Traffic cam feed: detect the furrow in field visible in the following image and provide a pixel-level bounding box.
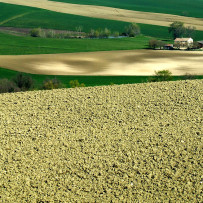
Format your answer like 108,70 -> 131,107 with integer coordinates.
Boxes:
0,0 -> 203,31
0,50 -> 202,75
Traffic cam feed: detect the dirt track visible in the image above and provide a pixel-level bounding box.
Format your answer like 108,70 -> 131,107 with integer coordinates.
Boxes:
0,50 -> 202,75
0,0 -> 203,31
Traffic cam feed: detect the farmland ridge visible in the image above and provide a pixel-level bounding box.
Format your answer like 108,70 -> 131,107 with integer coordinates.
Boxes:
0,80 -> 202,201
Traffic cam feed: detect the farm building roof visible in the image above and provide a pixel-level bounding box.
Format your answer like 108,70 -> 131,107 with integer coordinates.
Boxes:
197,41 -> 203,44
164,44 -> 173,46
174,38 -> 192,42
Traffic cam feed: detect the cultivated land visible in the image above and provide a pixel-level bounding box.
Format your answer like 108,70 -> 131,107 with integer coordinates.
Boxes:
0,80 -> 202,202
1,3 -> 203,40
50,0 -> 203,18
1,0 -> 203,31
0,33 -> 151,55
0,50 -> 202,76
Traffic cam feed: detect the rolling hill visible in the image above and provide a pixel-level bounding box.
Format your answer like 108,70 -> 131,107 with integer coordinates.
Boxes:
0,79 -> 202,202
0,1 -> 203,40
50,0 -> 203,18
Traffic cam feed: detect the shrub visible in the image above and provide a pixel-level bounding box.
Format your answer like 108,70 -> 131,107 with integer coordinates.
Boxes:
182,73 -> 197,80
125,23 -> 140,37
100,28 -> 111,38
148,70 -> 173,82
0,79 -> 20,93
30,28 -> 42,37
69,80 -> 85,88
42,78 -> 64,90
113,31 -> 119,38
12,73 -> 34,91
149,39 -> 165,49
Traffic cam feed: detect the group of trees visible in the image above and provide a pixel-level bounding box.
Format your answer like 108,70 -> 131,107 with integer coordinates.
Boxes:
0,73 -> 86,94
0,73 -> 34,93
147,70 -> 197,82
30,23 -> 141,39
168,21 -> 196,39
149,21 -> 199,50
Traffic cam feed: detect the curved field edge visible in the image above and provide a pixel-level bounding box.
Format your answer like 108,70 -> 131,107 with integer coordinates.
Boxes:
49,0 -> 203,18
1,3 -> 203,40
0,0 -> 203,31
0,50 -> 202,76
0,79 -> 202,202
0,32 -> 151,55
1,67 -> 203,89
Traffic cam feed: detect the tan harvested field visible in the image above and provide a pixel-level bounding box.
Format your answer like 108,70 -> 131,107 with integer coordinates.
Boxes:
0,80 -> 202,202
0,50 -> 203,75
0,0 -> 203,31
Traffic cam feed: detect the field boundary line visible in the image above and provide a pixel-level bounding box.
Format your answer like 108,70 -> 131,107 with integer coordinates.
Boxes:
0,12 -> 34,25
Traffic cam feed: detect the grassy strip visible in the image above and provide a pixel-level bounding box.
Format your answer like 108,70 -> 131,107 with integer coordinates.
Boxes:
1,3 -> 203,40
1,67 -> 203,89
0,32 -> 151,55
50,0 -> 203,18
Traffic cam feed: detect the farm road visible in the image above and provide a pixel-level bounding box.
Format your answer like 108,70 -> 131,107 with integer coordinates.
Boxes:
0,0 -> 203,31
0,50 -> 202,75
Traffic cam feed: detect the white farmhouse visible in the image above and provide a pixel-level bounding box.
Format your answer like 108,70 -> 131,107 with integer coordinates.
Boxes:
174,38 -> 193,49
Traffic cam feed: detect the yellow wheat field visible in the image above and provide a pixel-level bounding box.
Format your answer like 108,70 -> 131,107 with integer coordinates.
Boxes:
0,80 -> 202,202
0,0 -> 203,31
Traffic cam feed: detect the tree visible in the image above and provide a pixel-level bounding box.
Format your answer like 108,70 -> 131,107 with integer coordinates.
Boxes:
185,26 -> 196,38
0,79 -> 20,93
113,31 -> 119,38
12,73 -> 34,91
69,80 -> 85,88
42,78 -> 63,90
148,70 -> 173,82
30,28 -> 42,37
101,28 -> 111,38
125,23 -> 140,37
168,21 -> 185,39
155,70 -> 173,81
76,26 -> 83,37
149,39 -> 165,49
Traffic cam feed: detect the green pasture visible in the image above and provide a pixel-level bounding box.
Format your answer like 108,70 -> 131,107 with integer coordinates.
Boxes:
50,0 -> 203,18
1,3 -> 203,40
0,32 -> 152,55
1,67 -> 202,89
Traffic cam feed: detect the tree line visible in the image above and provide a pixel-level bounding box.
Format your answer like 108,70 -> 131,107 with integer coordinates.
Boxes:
30,23 -> 141,39
0,71 -> 197,94
0,73 -> 87,94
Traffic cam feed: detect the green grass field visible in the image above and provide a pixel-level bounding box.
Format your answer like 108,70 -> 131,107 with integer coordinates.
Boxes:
1,67 -> 202,89
0,32 -> 152,55
1,3 -> 203,40
50,0 -> 203,18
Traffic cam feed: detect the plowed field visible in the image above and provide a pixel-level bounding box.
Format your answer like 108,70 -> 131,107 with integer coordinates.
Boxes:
0,80 -> 202,202
0,50 -> 202,75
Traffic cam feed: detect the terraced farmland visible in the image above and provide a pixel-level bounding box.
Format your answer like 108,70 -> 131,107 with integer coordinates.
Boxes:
0,80 -> 202,202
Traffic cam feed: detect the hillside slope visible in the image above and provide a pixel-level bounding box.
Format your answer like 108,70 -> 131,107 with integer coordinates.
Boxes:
0,80 -> 202,202
0,0 -> 203,31
50,0 -> 203,18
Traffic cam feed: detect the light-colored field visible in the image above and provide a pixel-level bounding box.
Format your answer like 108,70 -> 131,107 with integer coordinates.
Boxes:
0,80 -> 202,202
0,50 -> 202,75
0,0 -> 203,31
